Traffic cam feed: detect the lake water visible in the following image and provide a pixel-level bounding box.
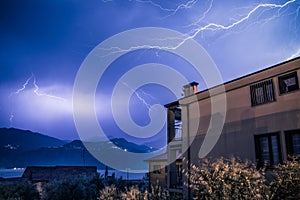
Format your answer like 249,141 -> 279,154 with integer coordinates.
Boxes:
0,168 -> 25,178
0,168 -> 146,180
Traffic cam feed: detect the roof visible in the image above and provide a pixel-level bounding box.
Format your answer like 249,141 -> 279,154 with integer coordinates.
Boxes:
164,101 -> 179,108
145,153 -> 167,162
22,166 -> 98,182
145,151 -> 184,162
165,56 -> 300,107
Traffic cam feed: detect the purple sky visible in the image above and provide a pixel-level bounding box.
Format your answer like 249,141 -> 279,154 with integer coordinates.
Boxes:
0,0 -> 299,148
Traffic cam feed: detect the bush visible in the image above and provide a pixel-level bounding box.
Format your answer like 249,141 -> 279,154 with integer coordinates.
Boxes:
1,159 -> 298,200
185,157 -> 271,199
98,183 -> 178,200
44,175 -> 103,200
98,185 -> 119,200
269,159 -> 300,199
0,181 -> 40,200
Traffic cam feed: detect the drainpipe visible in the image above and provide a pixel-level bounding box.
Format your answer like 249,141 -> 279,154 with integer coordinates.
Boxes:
187,104 -> 191,200
182,81 -> 198,199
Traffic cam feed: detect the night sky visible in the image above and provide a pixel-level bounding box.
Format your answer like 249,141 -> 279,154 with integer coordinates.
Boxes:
0,0 -> 300,148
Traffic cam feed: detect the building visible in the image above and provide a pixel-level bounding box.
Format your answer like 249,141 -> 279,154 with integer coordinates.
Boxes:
145,153 -> 168,188
164,57 -> 300,198
22,166 -> 98,183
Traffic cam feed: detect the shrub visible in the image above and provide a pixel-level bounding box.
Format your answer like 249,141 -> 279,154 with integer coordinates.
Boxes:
144,184 -> 170,200
98,185 -> 119,200
121,185 -> 143,199
185,157 -> 271,199
99,183 -> 177,200
44,175 -> 103,200
269,159 -> 300,199
0,181 -> 40,200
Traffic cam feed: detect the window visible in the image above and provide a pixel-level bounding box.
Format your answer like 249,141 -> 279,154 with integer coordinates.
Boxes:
176,160 -> 183,178
168,106 -> 182,142
153,165 -> 161,174
278,71 -> 299,94
169,160 -> 183,188
255,133 -> 282,167
174,107 -> 182,140
169,150 -> 183,188
250,79 -> 275,106
285,130 -> 300,159
174,119 -> 182,140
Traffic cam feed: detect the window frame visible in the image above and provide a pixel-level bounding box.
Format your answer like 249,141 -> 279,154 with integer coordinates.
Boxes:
254,132 -> 282,168
285,129 -> 300,160
278,71 -> 299,95
250,79 -> 276,106
168,106 -> 182,142
153,164 -> 162,174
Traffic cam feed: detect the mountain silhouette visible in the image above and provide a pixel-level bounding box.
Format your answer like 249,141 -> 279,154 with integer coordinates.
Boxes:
0,128 -> 66,151
0,128 -> 154,169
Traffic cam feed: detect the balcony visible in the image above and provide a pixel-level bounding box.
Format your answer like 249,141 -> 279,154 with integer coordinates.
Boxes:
174,127 -> 182,140
168,106 -> 182,142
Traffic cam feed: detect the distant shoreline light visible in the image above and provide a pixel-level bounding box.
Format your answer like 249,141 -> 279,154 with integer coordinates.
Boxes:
0,168 -> 146,180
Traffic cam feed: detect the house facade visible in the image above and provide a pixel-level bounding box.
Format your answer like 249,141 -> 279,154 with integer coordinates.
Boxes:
164,57 -> 300,198
145,153 -> 168,188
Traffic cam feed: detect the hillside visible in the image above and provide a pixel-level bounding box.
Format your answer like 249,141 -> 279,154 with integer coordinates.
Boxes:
0,128 -> 66,151
0,128 -> 154,169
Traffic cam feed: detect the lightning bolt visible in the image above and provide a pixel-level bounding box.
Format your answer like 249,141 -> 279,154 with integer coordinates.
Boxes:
9,74 -> 66,101
122,82 -> 153,110
9,74 -> 34,98
8,74 -> 34,126
102,0 -> 198,16
8,73 -> 67,125
9,113 -> 14,127
287,48 -> 300,60
140,90 -> 157,101
186,0 -> 297,38
98,0 -> 300,60
133,0 -> 198,18
32,77 -> 66,102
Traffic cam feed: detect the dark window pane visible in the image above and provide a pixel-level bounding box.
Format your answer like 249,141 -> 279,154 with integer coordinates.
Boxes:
259,137 -> 270,166
168,106 -> 182,142
153,165 -> 161,174
255,133 -> 282,167
271,136 -> 280,165
174,119 -> 182,140
292,134 -> 300,155
278,72 -> 299,94
250,79 -> 275,106
285,130 -> 300,159
266,82 -> 274,101
257,87 -> 264,104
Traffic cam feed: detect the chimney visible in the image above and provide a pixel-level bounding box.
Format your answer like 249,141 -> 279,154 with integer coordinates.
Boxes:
183,81 -> 199,97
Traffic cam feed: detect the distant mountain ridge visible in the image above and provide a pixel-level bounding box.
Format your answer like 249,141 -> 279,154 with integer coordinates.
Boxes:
0,128 -> 66,151
0,128 -> 153,169
110,138 -> 154,153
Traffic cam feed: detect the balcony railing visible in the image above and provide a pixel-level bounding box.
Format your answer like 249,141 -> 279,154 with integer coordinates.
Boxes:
174,128 -> 182,140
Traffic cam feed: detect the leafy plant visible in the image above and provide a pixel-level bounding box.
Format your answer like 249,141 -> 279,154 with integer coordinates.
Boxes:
44,175 -> 103,200
98,185 -> 119,200
185,157 -> 271,199
269,158 -> 300,199
0,181 -> 40,200
98,183 -> 179,200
